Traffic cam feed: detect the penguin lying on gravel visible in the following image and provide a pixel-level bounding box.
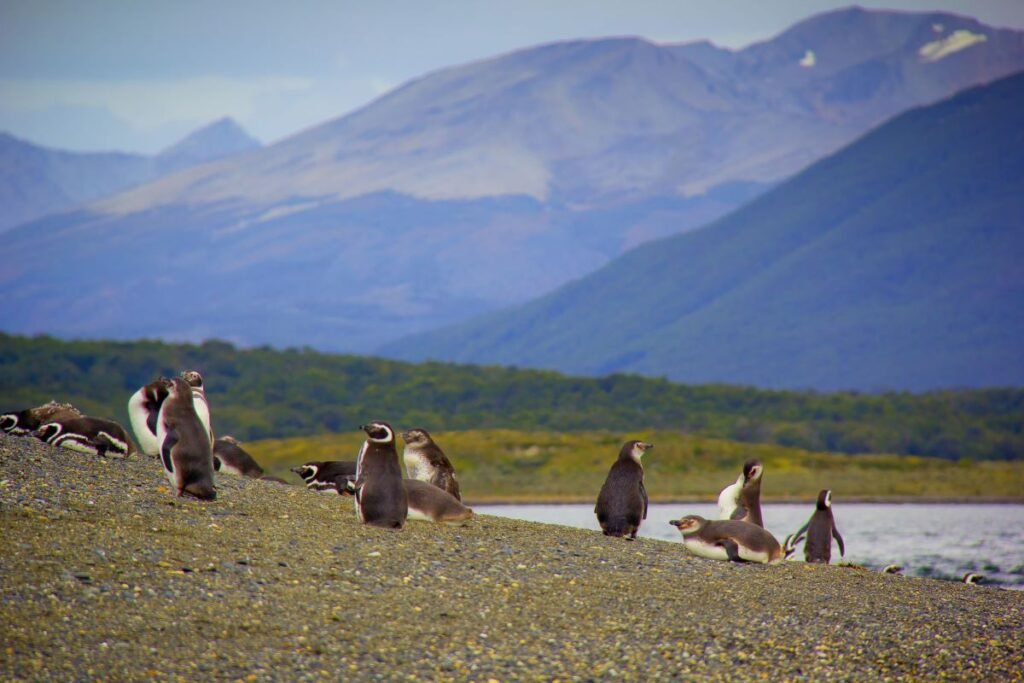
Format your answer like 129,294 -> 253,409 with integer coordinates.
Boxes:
2,401 -> 83,436
291,460 -> 358,493
34,416 -> 135,457
669,515 -> 785,564
213,436 -> 265,478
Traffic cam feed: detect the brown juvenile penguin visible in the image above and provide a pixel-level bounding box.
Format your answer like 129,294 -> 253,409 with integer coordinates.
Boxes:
401,427 -> 462,500
156,377 -> 216,500
717,458 -> 764,527
594,440 -> 652,539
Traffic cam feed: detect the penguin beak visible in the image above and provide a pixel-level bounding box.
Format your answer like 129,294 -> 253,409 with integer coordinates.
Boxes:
668,519 -> 680,527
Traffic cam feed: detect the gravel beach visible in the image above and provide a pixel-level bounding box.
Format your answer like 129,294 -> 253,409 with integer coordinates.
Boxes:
2,432 -> 1021,682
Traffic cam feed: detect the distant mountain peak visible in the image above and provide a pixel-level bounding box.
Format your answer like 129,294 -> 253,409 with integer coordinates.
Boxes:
155,117 -> 261,172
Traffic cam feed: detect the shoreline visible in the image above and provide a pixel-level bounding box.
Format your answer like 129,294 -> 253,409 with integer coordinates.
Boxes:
3,433 -> 1022,681
466,496 -> 1024,506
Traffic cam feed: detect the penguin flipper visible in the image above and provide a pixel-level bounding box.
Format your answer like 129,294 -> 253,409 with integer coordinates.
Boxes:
729,505 -> 748,522
833,526 -> 846,557
718,539 -> 744,563
639,480 -> 649,520
160,429 -> 178,474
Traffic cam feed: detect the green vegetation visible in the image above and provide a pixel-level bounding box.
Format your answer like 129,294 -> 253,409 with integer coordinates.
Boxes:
2,332 -> 1022,461
248,429 -> 1024,502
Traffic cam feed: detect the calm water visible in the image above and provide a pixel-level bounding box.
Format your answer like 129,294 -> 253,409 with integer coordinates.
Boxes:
477,503 -> 1024,589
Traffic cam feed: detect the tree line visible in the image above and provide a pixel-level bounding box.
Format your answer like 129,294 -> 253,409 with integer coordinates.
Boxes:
1,333 -> 1021,460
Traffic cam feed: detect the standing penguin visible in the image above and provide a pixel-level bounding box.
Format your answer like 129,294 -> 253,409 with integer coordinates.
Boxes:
352,421 -> 407,529
180,370 -> 214,444
594,440 -> 652,539
127,377 -> 172,455
401,428 -> 461,500
156,377 -> 216,500
669,515 -> 783,564
791,489 -> 845,564
717,459 -> 764,527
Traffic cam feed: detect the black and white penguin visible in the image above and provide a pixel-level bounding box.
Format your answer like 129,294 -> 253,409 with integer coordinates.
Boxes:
669,515 -> 784,564
156,377 -> 216,500
717,458 -> 764,527
2,401 -> 83,436
403,479 -> 474,523
594,440 -> 652,539
180,370 -> 213,444
790,489 -> 845,564
290,460 -> 358,493
962,573 -> 986,585
34,417 -> 135,457
400,428 -> 461,500
352,421 -> 407,528
212,436 -> 264,478
127,377 -> 172,455
881,564 -> 904,575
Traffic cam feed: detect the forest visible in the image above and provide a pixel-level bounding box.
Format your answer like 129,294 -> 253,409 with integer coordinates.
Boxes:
1,333 -> 1021,461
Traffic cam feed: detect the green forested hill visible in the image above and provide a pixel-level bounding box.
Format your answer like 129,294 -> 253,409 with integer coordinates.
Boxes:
1,333 -> 1021,460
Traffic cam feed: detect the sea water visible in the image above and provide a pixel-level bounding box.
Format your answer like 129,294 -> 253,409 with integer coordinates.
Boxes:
476,503 -> 1024,589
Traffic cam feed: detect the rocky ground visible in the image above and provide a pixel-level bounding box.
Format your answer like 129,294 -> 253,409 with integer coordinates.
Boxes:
1,432 -> 1021,682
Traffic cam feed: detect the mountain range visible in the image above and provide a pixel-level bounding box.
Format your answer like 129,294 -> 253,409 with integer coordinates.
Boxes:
0,118 -> 260,232
385,71 -> 1024,391
1,7 -> 1023,389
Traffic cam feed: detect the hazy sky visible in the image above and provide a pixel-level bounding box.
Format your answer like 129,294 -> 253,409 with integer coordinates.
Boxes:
2,0 -> 1023,153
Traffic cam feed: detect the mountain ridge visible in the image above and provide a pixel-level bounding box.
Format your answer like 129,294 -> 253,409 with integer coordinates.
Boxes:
380,70 -> 1024,391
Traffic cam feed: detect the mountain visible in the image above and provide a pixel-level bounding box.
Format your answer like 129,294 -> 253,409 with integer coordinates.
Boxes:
154,117 -> 261,175
382,71 -> 1024,391
1,8 -> 1023,353
0,118 -> 260,232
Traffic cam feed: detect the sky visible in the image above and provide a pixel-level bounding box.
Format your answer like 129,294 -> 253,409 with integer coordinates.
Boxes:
2,0 -> 1023,154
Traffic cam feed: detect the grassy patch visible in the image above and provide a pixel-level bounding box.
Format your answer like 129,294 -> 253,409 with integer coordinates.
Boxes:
247,430 -> 1024,502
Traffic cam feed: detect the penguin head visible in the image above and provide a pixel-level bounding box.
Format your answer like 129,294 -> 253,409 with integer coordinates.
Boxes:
290,463 -> 319,482
0,413 -> 17,433
167,377 -> 192,401
219,435 -> 240,445
668,515 -> 706,536
743,459 -> 763,484
620,440 -> 653,462
881,564 -> 904,575
180,370 -> 204,388
816,489 -> 832,510
34,422 -> 62,442
360,421 -> 395,444
400,428 -> 432,447
962,572 -> 984,585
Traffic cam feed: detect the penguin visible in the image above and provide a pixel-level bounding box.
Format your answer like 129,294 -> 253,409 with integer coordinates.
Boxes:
790,489 -> 845,564
594,440 -> 652,539
34,417 -> 135,457
962,573 -> 985,585
156,377 -> 216,500
352,421 -> 407,528
400,428 -> 462,500
290,460 -> 358,493
2,401 -> 83,436
127,377 -> 172,455
717,459 -> 764,527
403,479 -> 474,523
881,564 -> 904,575
669,515 -> 783,564
180,370 -> 213,444
212,436 -> 264,478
